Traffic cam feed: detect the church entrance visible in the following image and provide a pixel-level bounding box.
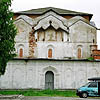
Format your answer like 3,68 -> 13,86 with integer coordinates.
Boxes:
45,71 -> 54,90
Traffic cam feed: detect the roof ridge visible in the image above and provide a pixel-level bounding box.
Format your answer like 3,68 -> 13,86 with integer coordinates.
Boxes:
14,7 -> 93,19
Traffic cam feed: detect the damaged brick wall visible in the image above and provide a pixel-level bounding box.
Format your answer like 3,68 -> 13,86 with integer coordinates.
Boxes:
29,28 -> 37,58
92,50 -> 100,60
91,45 -> 100,60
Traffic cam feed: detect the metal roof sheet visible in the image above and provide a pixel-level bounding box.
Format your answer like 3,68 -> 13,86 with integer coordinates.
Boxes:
15,7 -> 93,16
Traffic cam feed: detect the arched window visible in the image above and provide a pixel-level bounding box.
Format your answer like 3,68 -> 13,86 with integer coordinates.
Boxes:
78,48 -> 81,59
19,48 -> 23,57
48,49 -> 52,58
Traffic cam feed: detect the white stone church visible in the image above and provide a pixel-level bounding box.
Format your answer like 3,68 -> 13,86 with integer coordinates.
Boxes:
0,7 -> 100,90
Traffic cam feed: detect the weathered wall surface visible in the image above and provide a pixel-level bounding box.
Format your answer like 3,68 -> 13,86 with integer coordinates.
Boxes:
36,42 -> 93,59
0,60 -> 100,89
69,20 -> 96,43
14,12 -> 96,59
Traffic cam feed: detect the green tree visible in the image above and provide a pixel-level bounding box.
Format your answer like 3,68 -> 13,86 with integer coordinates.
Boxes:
0,0 -> 16,75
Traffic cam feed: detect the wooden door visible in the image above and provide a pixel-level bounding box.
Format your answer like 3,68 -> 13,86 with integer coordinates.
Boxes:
45,71 -> 54,90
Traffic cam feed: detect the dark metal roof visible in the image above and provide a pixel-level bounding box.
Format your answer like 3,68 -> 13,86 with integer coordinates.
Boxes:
14,7 -> 93,16
88,77 -> 100,81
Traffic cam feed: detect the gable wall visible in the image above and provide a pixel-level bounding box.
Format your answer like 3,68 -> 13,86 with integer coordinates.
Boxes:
69,21 -> 96,43
14,19 -> 32,58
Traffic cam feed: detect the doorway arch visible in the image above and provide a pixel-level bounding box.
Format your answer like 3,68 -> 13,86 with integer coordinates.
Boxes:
45,71 -> 54,90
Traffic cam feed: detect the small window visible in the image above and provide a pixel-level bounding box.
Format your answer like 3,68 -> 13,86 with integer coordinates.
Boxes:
78,48 -> 81,59
88,82 -> 97,88
48,49 -> 52,58
93,39 -> 94,43
19,48 -> 23,57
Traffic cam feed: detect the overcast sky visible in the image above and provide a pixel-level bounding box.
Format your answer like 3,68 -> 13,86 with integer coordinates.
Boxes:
11,0 -> 100,48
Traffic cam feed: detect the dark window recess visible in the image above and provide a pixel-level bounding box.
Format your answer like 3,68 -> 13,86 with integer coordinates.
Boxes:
88,82 -> 97,88
67,38 -> 69,42
93,39 -> 94,43
43,38 -> 45,41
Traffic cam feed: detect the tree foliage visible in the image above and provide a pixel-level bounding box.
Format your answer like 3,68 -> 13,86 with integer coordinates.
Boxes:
0,0 -> 16,75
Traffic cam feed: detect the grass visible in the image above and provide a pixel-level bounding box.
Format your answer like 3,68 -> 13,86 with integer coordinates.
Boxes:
0,89 -> 77,97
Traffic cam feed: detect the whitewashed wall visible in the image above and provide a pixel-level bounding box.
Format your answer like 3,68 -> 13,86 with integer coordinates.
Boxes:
0,59 -> 100,89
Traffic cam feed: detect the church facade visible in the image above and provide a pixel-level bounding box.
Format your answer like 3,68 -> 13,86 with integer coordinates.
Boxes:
0,7 -> 100,90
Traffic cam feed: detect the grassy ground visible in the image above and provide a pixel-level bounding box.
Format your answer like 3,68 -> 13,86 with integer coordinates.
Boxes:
0,89 -> 77,97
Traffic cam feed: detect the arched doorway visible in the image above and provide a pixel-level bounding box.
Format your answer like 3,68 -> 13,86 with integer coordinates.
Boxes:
45,71 -> 54,90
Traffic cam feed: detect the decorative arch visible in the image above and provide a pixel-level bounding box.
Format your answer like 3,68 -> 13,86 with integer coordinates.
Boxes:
77,69 -> 86,87
12,68 -> 24,88
66,68 -> 73,88
42,66 -> 58,75
34,15 -> 68,32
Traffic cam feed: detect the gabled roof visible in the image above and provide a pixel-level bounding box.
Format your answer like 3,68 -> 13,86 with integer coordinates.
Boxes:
15,7 -> 93,17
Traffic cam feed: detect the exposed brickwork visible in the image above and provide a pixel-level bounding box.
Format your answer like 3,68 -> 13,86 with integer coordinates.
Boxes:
92,50 -> 100,55
29,29 -> 37,58
93,55 -> 100,59
90,45 -> 100,60
14,14 -> 90,21
28,15 -> 40,19
13,14 -> 20,20
63,15 -> 90,21
92,50 -> 100,60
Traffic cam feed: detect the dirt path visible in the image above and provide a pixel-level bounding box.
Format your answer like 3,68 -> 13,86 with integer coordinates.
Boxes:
0,95 -> 100,100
